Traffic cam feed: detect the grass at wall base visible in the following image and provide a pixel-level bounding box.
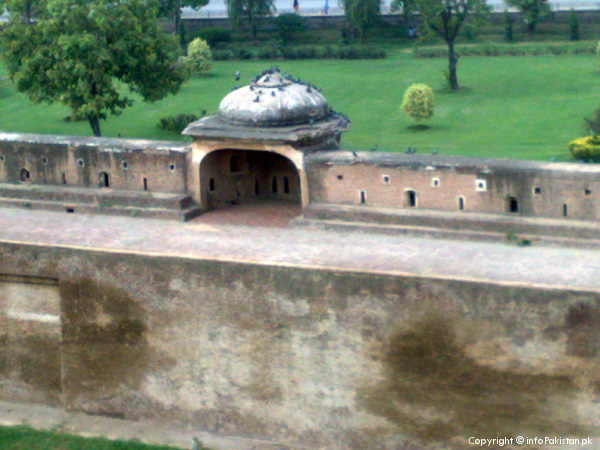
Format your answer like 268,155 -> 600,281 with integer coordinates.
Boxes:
1,48 -> 599,162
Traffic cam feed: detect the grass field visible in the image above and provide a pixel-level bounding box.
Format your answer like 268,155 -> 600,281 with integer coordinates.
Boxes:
0,426 -> 189,450
1,47 -> 599,161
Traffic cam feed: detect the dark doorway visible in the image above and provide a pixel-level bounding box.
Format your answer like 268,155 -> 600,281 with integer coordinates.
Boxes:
99,172 -> 110,188
507,196 -> 519,213
19,168 -> 30,182
458,196 -> 465,211
563,203 -> 568,217
405,190 -> 417,207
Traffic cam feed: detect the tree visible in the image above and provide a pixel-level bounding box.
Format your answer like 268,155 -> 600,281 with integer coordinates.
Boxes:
159,0 -> 208,37
0,0 -> 186,137
395,0 -> 490,90
276,12 -> 305,46
225,0 -> 274,41
0,0 -> 46,24
401,83 -> 435,125
340,0 -> 380,43
504,0 -> 549,35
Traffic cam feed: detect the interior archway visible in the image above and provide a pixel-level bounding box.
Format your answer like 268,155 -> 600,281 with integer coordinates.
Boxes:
198,149 -> 301,223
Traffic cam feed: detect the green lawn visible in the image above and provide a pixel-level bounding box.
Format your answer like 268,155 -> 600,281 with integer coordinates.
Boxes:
0,426 -> 190,450
1,48 -> 599,161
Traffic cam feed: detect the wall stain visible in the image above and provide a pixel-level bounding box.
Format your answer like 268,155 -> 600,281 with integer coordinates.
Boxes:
357,315 -> 597,444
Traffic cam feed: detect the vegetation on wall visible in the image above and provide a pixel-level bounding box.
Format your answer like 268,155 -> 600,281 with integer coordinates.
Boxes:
276,13 -> 306,46
504,0 -> 550,35
340,0 -> 381,43
225,0 -> 274,41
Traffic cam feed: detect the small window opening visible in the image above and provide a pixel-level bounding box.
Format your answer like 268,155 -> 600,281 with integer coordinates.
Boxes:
406,190 -> 416,208
255,178 -> 259,195
432,178 -> 440,188
360,190 -> 366,204
77,159 -> 84,167
42,157 -> 48,165
507,196 -> 519,213
534,187 -> 541,195
98,172 -> 110,188
337,175 -> 343,180
382,175 -> 390,185
0,155 -> 4,162
122,161 -> 128,170
19,168 -> 30,182
458,196 -> 465,211
272,177 -> 278,193
585,188 -> 591,196
284,176 -> 290,194
169,163 -> 175,171
62,173 -> 67,185
209,178 -> 215,192
563,203 -> 568,217
230,156 -> 243,173
66,207 -> 74,213
475,179 -> 487,192
143,178 -> 148,191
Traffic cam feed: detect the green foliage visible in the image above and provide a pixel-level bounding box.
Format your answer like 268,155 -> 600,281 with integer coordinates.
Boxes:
276,13 -> 306,46
225,0 -> 274,40
569,136 -> 600,162
0,0 -> 186,137
504,0 -> 550,35
569,9 -> 579,41
504,10 -> 513,42
195,27 -> 231,47
340,0 -> 380,42
395,0 -> 490,90
184,38 -> 212,72
413,42 -> 597,58
401,83 -> 434,123
158,113 -> 201,133
0,0 -> 45,24
212,49 -> 232,60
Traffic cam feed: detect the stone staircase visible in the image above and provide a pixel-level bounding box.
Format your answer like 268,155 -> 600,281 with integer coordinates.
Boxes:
0,183 -> 203,221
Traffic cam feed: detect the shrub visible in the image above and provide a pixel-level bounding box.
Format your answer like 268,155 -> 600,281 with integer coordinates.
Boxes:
158,113 -> 201,133
569,136 -> 600,162
196,27 -> 232,47
233,47 -> 252,60
184,38 -> 212,73
401,84 -> 435,123
585,109 -> 600,136
276,13 -> 306,46
504,10 -> 513,42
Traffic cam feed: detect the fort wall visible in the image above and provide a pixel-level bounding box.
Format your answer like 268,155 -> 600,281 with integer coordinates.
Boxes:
1,241 -> 599,449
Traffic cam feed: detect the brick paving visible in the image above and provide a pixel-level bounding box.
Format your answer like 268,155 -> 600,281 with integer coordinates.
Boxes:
0,205 -> 599,291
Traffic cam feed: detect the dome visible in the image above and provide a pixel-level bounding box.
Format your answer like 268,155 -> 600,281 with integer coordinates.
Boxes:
218,70 -> 329,127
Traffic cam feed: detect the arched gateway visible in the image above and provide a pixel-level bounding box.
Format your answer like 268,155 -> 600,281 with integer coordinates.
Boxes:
182,68 -> 349,213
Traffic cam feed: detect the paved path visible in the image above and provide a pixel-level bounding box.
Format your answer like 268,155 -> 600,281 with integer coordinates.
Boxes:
0,206 -> 599,292
0,400 -> 291,450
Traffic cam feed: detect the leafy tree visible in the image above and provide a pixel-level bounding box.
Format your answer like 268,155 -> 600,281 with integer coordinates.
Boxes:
401,83 -> 435,124
276,13 -> 306,46
0,0 -> 46,24
503,0 -> 549,35
225,0 -> 275,41
340,0 -> 380,43
394,0 -> 490,90
0,0 -> 186,137
159,0 -> 208,37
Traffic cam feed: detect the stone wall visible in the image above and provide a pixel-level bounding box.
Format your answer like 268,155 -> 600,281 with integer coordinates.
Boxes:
0,241 -> 599,449
306,152 -> 600,221
0,133 -> 191,194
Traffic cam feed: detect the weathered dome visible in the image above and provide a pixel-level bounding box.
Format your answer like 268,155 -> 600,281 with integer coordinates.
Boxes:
218,71 -> 329,127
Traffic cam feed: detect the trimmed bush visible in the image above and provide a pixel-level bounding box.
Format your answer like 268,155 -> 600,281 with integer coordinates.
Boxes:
184,38 -> 212,73
196,27 -> 232,47
569,136 -> 600,162
401,84 -> 435,123
276,13 -> 306,46
158,113 -> 201,133
233,47 -> 252,60
213,50 -> 232,61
